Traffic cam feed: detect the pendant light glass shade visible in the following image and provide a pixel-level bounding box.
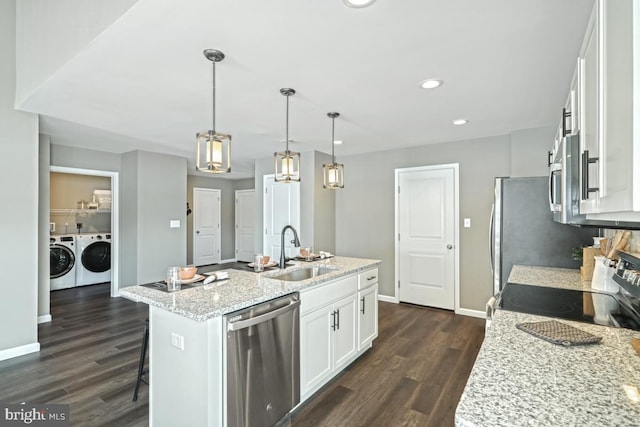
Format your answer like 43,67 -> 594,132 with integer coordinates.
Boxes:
196,49 -> 231,174
274,88 -> 301,182
323,112 -> 344,189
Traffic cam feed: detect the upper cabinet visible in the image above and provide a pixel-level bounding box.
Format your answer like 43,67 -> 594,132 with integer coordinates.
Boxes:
578,0 -> 640,218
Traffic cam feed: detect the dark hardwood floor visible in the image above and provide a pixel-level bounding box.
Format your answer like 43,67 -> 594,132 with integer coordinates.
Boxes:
0,281 -> 485,427
291,302 -> 485,427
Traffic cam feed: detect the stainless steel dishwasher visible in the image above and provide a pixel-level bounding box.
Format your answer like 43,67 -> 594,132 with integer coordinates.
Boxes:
225,292 -> 300,427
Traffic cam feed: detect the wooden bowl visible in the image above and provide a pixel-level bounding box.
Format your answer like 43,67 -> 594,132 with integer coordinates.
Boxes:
180,266 -> 197,280
262,256 -> 270,264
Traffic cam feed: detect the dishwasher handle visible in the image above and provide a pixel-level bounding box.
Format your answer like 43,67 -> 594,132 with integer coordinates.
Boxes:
227,299 -> 300,331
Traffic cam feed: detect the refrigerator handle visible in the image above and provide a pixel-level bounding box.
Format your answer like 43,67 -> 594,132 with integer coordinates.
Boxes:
489,203 -> 495,276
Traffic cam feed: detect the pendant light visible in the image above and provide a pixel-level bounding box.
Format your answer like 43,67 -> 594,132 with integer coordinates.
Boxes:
196,49 -> 231,174
274,88 -> 301,182
323,112 -> 345,189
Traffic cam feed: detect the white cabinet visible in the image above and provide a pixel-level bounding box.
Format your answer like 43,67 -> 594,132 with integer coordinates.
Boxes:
577,0 -> 640,217
358,283 -> 378,350
299,292 -> 357,396
357,268 -> 379,351
299,269 -> 378,400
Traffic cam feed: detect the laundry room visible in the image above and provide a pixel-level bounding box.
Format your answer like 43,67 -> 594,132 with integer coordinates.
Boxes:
49,172 -> 112,291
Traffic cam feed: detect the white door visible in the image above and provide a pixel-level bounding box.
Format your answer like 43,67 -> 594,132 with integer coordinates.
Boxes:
193,188 -> 221,266
358,284 -> 378,350
263,175 -> 300,260
397,165 -> 457,309
235,190 -> 255,262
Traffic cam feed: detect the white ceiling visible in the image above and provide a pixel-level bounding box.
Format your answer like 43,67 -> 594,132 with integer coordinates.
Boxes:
18,0 -> 594,179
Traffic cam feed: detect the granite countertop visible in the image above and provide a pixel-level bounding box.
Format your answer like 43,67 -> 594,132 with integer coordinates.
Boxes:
455,310 -> 640,427
456,264 -> 640,426
508,265 -> 593,291
119,256 -> 380,321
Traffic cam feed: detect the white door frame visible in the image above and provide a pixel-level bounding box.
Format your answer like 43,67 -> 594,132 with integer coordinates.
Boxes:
49,166 -> 120,298
394,164 -> 461,313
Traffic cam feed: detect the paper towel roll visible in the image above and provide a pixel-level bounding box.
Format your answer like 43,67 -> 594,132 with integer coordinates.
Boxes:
592,256 -> 619,293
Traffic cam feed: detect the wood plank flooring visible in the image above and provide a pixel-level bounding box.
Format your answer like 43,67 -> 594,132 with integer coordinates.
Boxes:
0,281 -> 485,427
291,302 -> 485,427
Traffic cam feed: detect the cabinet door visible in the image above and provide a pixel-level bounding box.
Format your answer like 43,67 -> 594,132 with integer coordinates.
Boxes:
598,0 -> 634,212
332,294 -> 357,370
580,1 -> 601,214
358,283 -> 378,350
300,307 -> 333,396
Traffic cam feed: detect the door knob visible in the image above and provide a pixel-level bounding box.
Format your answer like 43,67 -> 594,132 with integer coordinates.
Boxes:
447,244 -> 453,249
196,230 -> 200,234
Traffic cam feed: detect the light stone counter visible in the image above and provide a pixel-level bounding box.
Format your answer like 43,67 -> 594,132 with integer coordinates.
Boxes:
455,309 -> 640,427
507,265 -> 594,291
119,256 -> 380,321
456,264 -> 640,426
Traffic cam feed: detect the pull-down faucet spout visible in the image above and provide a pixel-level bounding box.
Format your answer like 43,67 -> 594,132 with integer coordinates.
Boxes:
280,225 -> 301,269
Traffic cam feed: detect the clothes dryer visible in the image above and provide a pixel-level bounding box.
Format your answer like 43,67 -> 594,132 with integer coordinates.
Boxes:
50,235 -> 77,290
76,233 -> 111,286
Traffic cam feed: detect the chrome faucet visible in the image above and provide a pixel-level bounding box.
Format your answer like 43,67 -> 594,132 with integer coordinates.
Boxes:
279,225 -> 301,269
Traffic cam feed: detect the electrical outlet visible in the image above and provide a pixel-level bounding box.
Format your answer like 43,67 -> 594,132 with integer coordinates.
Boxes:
464,218 -> 471,228
171,333 -> 184,350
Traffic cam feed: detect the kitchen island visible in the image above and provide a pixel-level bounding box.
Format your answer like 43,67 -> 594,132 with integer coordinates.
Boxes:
455,266 -> 640,426
120,256 -> 381,427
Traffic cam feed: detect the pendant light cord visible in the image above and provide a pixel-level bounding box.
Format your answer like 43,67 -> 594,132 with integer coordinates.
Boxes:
285,93 -> 290,153
211,61 -> 216,132
331,116 -> 336,164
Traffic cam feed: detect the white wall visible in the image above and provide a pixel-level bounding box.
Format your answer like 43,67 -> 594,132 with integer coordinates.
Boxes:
0,0 -> 40,359
38,135 -> 50,321
15,0 -> 138,106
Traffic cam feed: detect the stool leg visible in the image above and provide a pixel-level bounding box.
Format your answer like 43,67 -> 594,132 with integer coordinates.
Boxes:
133,319 -> 149,402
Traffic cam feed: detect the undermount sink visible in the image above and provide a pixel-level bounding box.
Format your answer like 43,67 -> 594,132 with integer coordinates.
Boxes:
270,267 -> 335,282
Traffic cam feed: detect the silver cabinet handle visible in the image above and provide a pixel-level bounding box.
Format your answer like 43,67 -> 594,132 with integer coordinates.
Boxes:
361,297 -> 365,314
367,276 -> 376,281
331,311 -> 337,331
227,300 -> 300,331
336,309 -> 340,330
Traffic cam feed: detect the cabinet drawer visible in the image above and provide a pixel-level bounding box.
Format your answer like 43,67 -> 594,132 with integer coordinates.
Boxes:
300,275 -> 357,315
358,268 -> 378,289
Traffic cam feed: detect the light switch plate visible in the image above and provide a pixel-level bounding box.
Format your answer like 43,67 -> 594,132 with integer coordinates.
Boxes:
170,220 -> 180,228
464,218 -> 471,228
171,333 -> 184,350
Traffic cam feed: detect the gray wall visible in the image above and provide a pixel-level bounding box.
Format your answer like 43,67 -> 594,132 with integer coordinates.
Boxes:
336,135 -> 512,311
50,143 -> 121,172
335,126 -> 554,311
121,151 -> 187,285
0,0 -> 40,355
38,135 -> 50,320
186,176 -> 255,263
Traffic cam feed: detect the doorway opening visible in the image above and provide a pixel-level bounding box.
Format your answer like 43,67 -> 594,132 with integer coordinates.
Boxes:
49,166 -> 119,298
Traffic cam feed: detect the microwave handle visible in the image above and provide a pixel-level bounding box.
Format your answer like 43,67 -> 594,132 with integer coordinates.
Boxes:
489,203 -> 495,276
548,163 -> 561,212
562,108 -> 571,137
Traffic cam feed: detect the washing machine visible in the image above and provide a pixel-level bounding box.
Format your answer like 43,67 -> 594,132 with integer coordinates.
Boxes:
76,233 -> 111,286
50,235 -> 77,290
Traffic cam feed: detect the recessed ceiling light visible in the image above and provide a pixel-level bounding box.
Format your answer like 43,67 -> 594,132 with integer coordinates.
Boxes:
452,119 -> 468,126
333,140 -> 344,145
419,79 -> 443,89
343,0 -> 376,8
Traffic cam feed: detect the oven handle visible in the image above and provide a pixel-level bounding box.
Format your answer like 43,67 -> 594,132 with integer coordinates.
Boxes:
227,299 -> 300,331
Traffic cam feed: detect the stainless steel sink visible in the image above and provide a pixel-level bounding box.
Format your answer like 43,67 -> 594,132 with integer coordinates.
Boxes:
270,267 -> 335,282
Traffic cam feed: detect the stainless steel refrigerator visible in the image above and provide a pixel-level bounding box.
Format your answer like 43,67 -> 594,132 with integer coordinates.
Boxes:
491,176 -> 600,294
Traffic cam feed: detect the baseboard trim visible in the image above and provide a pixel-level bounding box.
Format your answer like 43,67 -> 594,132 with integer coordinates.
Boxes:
38,314 -> 52,324
220,258 -> 237,264
455,308 -> 486,319
0,342 -> 40,362
378,295 -> 399,303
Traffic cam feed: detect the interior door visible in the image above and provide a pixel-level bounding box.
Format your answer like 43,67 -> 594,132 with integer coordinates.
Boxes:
235,189 -> 255,263
193,188 -> 221,266
263,175 -> 300,260
397,166 -> 456,309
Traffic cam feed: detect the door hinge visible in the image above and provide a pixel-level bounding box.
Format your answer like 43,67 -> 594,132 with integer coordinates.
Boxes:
398,186 -> 400,194
398,233 -> 400,241
265,228 -> 268,235
398,280 -> 401,288
265,188 -> 268,194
